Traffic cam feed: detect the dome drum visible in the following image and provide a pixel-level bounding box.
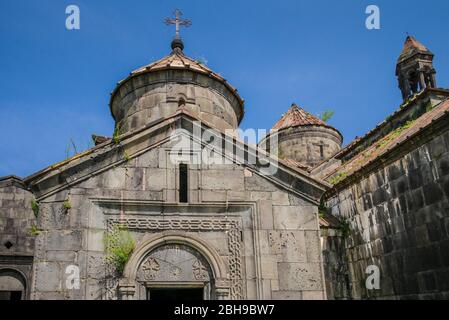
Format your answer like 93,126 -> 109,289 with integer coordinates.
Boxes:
110,54 -> 244,134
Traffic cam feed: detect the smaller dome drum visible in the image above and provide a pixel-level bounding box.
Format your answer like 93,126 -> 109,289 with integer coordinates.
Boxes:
260,104 -> 343,168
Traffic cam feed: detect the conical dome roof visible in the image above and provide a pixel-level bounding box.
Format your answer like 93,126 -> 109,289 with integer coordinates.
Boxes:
114,43 -> 244,111
130,48 -> 226,87
397,35 -> 433,64
272,104 -> 327,131
262,103 -> 343,169
109,40 -> 245,133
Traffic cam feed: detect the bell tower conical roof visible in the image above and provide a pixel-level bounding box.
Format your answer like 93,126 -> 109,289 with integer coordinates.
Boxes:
397,35 -> 433,64
396,35 -> 437,100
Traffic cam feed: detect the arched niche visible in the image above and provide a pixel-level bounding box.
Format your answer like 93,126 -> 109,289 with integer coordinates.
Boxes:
119,232 -> 230,300
0,269 -> 27,300
139,244 -> 214,300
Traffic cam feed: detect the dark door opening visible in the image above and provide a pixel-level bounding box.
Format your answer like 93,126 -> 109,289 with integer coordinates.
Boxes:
148,287 -> 204,301
0,291 -> 22,300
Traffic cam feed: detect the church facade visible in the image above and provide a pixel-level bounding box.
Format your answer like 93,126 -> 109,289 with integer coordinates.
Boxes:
1,33 -> 448,300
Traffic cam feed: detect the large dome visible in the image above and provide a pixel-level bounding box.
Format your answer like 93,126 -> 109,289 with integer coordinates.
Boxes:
110,40 -> 245,134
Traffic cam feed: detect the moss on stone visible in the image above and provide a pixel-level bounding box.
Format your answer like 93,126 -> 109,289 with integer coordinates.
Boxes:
31,199 -> 39,218
329,172 -> 348,185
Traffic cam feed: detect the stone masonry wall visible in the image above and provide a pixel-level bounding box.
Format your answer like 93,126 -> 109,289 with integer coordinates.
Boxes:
321,228 -> 351,300
0,177 -> 37,298
261,126 -> 342,169
30,136 -> 325,300
0,177 -> 36,257
325,129 -> 449,299
111,70 -> 242,134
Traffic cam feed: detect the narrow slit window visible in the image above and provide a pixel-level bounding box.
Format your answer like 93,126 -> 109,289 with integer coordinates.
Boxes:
319,145 -> 324,159
179,163 -> 188,203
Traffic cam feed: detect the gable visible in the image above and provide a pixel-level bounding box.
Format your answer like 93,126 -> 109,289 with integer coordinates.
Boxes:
24,112 -> 328,204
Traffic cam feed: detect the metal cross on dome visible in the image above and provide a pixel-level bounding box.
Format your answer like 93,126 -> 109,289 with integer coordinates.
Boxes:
164,9 -> 192,39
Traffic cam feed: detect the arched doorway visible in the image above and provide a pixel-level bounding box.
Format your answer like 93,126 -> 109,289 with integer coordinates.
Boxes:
119,232 -> 230,300
0,269 -> 26,300
137,244 -> 214,300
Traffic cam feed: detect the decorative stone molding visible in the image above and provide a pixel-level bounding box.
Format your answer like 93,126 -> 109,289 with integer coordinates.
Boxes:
117,279 -> 136,300
112,218 -> 244,300
215,278 -> 231,300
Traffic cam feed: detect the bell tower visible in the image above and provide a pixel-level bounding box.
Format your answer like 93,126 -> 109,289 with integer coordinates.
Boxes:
396,35 -> 437,100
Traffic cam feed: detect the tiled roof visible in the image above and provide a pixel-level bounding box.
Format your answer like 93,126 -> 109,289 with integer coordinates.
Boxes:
334,89 -> 449,162
0,175 -> 23,182
333,136 -> 362,159
113,48 -> 245,123
398,36 -> 433,63
0,175 -> 26,189
272,104 -> 327,130
130,50 -> 223,81
325,98 -> 449,184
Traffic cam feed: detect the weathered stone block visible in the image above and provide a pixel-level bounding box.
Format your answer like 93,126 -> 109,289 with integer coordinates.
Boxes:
145,168 -> 166,191
278,262 -> 323,291
250,191 -> 272,201
268,230 -> 306,262
201,190 -> 227,202
259,200 -> 273,230
201,169 -> 244,190
244,174 -> 278,192
272,290 -> 302,300
34,262 -> 60,292
302,290 -> 325,300
305,231 -> 321,263
260,255 -> 278,280
422,183 -> 443,206
46,251 -> 76,262
272,192 -> 289,206
87,229 -> 104,252
125,168 -> 144,190
135,149 -> 159,168
46,230 -> 83,251
102,168 -> 126,189
273,206 -> 316,230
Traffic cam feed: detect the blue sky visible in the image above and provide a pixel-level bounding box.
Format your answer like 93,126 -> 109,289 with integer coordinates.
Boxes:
1,0 -> 448,178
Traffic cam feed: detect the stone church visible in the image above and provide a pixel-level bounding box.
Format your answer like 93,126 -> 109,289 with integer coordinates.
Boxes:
1,30 -> 448,300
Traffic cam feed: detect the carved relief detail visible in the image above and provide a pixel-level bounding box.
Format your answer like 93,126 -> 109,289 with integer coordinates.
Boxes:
107,218 -> 244,299
141,257 -> 160,280
192,259 -> 208,280
268,231 -> 297,253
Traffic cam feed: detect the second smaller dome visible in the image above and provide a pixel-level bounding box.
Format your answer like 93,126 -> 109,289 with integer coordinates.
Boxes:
261,104 -> 343,168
